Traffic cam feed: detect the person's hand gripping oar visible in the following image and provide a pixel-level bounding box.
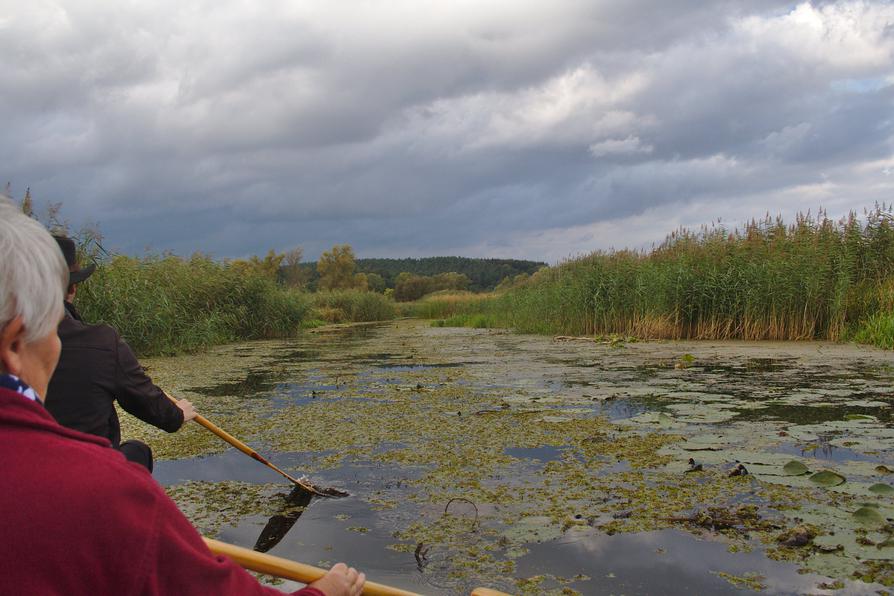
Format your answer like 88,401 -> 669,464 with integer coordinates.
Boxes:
164,391 -> 348,497
203,537 -> 512,596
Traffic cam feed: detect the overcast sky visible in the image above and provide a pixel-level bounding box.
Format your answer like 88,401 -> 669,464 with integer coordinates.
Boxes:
2,1 -> 893,262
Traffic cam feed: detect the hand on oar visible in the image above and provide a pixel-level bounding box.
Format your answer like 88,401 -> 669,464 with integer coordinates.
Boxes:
174,398 -> 197,422
204,537 -> 511,596
308,562 -> 365,596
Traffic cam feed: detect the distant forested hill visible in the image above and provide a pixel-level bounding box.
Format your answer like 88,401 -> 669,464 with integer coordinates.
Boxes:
299,257 -> 547,291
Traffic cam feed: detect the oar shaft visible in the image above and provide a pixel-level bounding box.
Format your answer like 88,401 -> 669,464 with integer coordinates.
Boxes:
163,392 -> 321,495
193,414 -> 257,459
204,538 -> 421,596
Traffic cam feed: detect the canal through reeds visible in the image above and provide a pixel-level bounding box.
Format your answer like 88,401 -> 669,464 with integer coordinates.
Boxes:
126,320 -> 894,594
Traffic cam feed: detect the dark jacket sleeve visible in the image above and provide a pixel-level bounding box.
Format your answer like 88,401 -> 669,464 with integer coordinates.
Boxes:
113,334 -> 184,433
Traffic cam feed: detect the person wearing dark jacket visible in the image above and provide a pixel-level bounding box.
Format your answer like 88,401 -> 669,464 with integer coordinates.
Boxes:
0,196 -> 365,595
44,235 -> 197,472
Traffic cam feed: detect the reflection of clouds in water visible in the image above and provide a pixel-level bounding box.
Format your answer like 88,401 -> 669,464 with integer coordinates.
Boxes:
151,322 -> 893,593
527,528 -> 853,594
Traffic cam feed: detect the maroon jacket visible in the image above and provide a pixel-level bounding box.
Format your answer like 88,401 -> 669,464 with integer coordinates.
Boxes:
0,387 -> 323,596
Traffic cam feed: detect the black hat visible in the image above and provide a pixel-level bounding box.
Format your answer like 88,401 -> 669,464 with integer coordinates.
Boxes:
53,235 -> 96,285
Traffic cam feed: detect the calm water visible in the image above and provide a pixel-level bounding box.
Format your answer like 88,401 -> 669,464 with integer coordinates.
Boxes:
142,321 -> 894,595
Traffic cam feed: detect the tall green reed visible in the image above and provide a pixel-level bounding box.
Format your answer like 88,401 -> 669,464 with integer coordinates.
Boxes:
436,207 -> 894,348
311,290 -> 396,323
77,254 -> 312,355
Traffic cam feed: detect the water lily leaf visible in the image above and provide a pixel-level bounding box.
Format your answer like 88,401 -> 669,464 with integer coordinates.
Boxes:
679,434 -> 730,451
501,516 -> 564,544
844,414 -> 875,421
809,470 -> 846,487
783,460 -> 809,476
666,403 -> 737,424
869,483 -> 894,496
876,465 -> 893,475
852,506 -> 886,528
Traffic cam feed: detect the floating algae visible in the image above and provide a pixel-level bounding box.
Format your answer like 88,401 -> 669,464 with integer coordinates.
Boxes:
141,320 -> 894,593
164,481 -> 302,538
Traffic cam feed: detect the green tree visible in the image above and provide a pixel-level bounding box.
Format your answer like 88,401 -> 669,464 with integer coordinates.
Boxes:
394,271 -> 471,301
230,249 -> 284,281
318,244 -> 359,290
21,187 -> 33,217
281,247 -> 306,288
366,272 -> 386,293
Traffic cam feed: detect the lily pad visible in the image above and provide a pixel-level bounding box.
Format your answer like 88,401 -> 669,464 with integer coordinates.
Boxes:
853,506 -> 886,528
782,460 -> 809,476
868,483 -> 894,496
501,516 -> 565,544
809,470 -> 846,487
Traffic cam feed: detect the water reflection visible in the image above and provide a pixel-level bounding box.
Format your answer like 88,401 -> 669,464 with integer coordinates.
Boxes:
155,322 -> 894,594
254,487 -> 314,553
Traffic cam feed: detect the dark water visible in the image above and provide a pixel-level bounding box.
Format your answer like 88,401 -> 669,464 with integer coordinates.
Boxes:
153,324 -> 894,595
156,452 -> 829,595
774,441 -> 889,463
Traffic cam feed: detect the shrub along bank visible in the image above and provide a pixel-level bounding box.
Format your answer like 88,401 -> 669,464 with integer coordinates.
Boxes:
76,254 -> 313,356
76,254 -> 395,356
311,290 -> 396,324
428,208 -> 894,349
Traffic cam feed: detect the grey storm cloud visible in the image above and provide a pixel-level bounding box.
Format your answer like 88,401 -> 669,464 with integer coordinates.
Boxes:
1,0 -> 893,262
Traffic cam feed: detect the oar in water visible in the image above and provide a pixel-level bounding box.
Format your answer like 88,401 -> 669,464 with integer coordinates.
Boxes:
203,537 -> 511,596
254,486 -> 313,553
164,392 -> 347,498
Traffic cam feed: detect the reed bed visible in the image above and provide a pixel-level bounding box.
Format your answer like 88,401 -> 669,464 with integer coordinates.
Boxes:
437,208 -> 894,348
401,291 -> 494,319
77,254 -> 313,355
311,290 -> 396,323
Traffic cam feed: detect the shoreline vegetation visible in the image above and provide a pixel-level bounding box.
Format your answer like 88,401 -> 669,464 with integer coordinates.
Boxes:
425,207 -> 894,350
77,254 -> 398,356
22,190 -> 892,354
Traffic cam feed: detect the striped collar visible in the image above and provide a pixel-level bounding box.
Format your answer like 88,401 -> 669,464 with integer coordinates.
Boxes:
0,374 -> 42,405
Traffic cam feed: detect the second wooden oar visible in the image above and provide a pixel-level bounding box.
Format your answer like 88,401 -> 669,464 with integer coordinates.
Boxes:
204,537 -> 511,596
165,392 -> 347,497
205,537 -> 419,596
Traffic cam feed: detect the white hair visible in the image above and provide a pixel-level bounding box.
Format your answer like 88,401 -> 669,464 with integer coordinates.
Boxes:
0,196 -> 68,344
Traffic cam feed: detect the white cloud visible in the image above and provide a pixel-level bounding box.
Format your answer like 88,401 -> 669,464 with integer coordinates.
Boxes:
1,0 -> 892,259
736,2 -> 894,73
589,136 -> 654,158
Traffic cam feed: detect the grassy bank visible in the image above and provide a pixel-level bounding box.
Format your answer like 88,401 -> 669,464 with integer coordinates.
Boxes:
77,254 -> 312,355
311,290 -> 396,324
425,208 -> 894,348
400,291 -> 494,319
77,254 -> 396,356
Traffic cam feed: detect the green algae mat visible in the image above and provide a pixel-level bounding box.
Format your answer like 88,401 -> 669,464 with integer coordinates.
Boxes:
120,321 -> 894,594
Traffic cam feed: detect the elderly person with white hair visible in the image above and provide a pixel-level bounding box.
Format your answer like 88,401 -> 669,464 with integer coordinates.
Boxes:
0,197 -> 364,595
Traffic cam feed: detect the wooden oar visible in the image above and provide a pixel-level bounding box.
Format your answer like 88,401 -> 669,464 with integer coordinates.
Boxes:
165,392 -> 347,497
205,537 -> 416,596
204,537 -> 510,596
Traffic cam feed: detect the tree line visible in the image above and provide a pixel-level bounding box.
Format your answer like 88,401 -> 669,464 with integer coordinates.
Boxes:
294,255 -> 546,293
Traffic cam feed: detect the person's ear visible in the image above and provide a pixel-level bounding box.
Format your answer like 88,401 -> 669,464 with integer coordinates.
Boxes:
0,316 -> 26,377
66,284 -> 77,302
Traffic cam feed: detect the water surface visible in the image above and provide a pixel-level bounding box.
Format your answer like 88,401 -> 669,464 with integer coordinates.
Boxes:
125,321 -> 894,594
